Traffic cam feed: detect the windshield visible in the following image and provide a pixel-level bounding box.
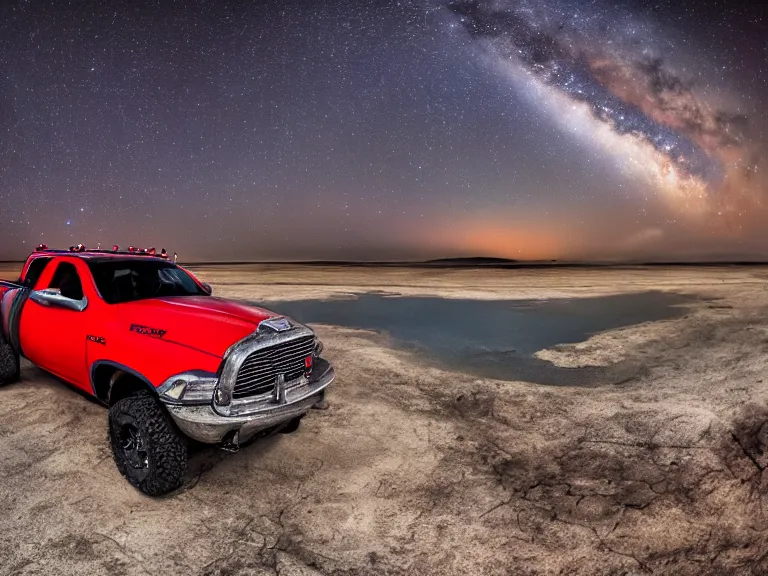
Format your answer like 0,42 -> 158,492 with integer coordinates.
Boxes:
87,259 -> 207,304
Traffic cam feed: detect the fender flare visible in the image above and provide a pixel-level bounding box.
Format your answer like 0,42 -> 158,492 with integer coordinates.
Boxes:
89,360 -> 157,405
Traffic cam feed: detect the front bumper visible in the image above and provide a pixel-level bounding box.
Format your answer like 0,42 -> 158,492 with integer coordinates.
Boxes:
164,359 -> 335,444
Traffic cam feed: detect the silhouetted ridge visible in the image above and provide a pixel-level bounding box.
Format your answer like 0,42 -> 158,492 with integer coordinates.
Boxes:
424,257 -> 519,265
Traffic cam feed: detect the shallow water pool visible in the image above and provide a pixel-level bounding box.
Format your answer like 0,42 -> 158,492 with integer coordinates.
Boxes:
256,291 -> 695,384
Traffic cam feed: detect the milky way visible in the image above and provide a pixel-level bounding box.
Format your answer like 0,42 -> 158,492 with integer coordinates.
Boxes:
445,0 -> 759,217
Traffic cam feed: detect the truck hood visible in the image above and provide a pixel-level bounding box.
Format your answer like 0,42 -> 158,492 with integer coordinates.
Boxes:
118,296 -> 293,358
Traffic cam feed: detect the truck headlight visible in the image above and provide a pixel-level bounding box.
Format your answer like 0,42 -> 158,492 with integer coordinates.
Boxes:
314,338 -> 324,357
158,372 -> 218,405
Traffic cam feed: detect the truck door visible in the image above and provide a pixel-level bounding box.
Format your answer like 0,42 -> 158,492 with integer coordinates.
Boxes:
20,260 -> 91,390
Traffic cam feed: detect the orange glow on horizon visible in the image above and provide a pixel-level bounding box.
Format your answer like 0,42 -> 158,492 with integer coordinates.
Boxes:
420,219 -> 570,261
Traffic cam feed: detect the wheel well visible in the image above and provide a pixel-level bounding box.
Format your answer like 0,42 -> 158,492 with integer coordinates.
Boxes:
92,364 -> 155,406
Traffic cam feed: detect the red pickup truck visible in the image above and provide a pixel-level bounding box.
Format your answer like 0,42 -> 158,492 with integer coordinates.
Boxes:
0,246 -> 334,496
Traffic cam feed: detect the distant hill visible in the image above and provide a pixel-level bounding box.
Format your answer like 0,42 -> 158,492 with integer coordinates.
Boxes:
94,256 -> 768,268
424,257 -> 520,265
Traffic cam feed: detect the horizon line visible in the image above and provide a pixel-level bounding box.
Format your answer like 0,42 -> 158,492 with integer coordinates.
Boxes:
5,257 -> 768,267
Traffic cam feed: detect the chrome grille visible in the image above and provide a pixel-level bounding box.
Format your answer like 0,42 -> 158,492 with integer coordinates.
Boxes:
233,335 -> 315,399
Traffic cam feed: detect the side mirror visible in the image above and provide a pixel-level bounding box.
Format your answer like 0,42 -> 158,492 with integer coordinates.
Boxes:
201,282 -> 213,295
29,289 -> 88,312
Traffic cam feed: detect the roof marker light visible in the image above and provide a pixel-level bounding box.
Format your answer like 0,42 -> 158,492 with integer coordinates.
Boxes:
29,243 -> 170,257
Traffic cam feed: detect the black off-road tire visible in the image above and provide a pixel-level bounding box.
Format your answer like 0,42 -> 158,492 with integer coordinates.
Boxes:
0,336 -> 20,386
108,393 -> 188,496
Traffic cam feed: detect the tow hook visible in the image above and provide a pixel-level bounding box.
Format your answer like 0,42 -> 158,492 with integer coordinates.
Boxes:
220,430 -> 240,453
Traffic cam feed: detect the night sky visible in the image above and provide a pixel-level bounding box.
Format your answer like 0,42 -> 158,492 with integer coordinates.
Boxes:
0,0 -> 765,262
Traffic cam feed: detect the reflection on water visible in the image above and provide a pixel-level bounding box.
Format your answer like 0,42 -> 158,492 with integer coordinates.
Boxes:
256,291 -> 696,385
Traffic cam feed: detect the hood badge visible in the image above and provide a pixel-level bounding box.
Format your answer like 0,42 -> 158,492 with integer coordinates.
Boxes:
258,316 -> 292,333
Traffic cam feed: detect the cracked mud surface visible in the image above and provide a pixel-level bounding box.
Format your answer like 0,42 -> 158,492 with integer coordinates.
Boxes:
0,264 -> 767,575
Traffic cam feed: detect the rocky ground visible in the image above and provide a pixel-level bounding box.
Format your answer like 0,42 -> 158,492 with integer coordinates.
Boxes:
0,263 -> 766,576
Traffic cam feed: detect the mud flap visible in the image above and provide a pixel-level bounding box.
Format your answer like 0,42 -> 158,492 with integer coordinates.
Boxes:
0,286 -> 29,384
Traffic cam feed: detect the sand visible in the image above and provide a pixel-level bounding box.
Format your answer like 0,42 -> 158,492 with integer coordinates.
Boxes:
0,263 -> 766,576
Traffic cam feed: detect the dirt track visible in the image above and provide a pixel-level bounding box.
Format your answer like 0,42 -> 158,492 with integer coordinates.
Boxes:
0,264 -> 767,575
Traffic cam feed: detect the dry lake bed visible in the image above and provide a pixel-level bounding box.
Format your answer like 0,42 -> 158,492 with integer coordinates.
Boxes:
1,263 -> 767,575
